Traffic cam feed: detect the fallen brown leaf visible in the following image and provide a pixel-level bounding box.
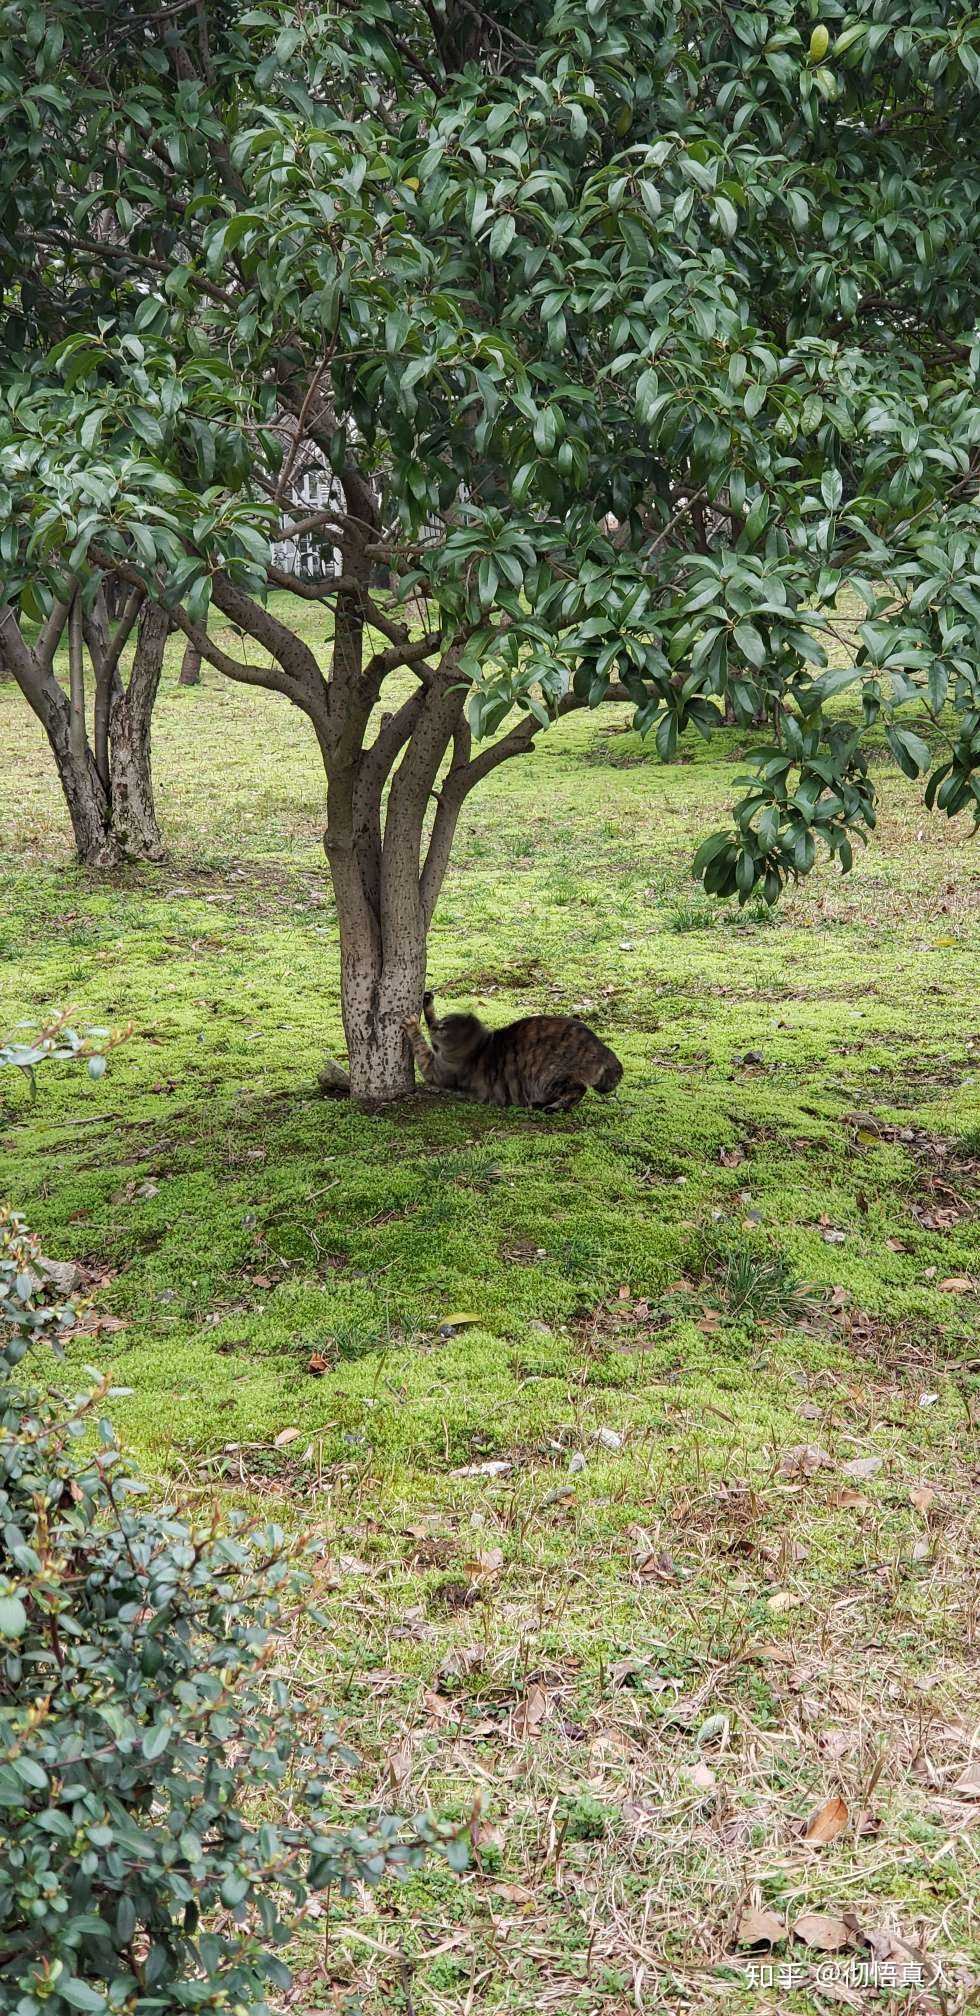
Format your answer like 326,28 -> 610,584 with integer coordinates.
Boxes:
635,1549 -> 680,1581
491,1880 -> 535,1906
472,1818 -> 506,1858
939,1275 -> 975,1292
387,1738 -> 412,1800
840,1455 -> 882,1481
464,1547 -> 504,1581
866,1928 -> 928,1970
423,1688 -> 457,1724
779,1443 -> 832,1478
68,1312 -> 127,1337
336,1553 -> 372,1576
737,1907 -> 786,1948
306,1350 -> 330,1375
513,1682 -> 550,1738
794,1912 -> 854,1952
273,1426 -> 301,1448
804,1794 -> 849,1845
952,1761 -> 980,1798
909,1485 -> 936,1515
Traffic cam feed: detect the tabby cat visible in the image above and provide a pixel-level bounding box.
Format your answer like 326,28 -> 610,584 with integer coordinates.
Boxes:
403,991 -> 623,1112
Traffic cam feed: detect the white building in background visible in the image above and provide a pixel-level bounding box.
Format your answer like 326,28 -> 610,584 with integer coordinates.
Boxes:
271,464 -> 345,581
270,458 -> 452,583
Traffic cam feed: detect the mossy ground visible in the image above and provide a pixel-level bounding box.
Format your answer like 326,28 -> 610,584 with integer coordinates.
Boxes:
2,601 -> 979,2011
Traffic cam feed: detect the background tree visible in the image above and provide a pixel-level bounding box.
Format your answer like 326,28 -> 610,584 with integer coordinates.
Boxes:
0,0 -> 978,1099
0,579 -> 167,865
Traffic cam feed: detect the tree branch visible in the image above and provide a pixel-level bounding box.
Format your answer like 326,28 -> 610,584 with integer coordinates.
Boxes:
126,600 -> 170,733
209,572 -> 329,719
0,604 -> 66,725
455,682 -> 635,794
419,716 -> 472,927
352,689 -> 428,914
37,593 -> 75,672
67,595 -> 87,766
379,669 -> 464,983
105,585 -> 146,682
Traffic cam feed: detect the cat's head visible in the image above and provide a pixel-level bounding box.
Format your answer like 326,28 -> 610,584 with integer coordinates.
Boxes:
428,1008 -> 486,1064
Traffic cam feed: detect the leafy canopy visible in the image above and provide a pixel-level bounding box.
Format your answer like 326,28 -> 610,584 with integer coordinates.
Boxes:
1,0 -> 979,901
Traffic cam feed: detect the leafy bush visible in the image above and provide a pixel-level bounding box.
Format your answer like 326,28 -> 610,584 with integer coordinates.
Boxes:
0,1211 -> 461,2014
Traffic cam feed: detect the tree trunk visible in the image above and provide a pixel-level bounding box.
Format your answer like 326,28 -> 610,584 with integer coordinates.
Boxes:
106,692 -> 164,859
179,642 -> 202,685
45,713 -> 122,868
333,893 -> 423,1104
104,601 -> 168,860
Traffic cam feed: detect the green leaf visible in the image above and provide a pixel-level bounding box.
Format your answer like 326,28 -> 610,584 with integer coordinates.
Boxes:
489,213 -> 516,258
532,408 -> 557,454
820,469 -> 843,510
733,621 -> 766,669
691,830 -> 733,875
0,1595 -> 27,1638
635,367 -> 662,427
60,1984 -> 108,2013
886,725 -> 931,778
811,665 -> 861,703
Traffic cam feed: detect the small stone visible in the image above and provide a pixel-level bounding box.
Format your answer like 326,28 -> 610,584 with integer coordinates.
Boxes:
568,1451 -> 587,1474
595,1427 -> 622,1451
37,1257 -> 81,1295
316,1056 -> 351,1098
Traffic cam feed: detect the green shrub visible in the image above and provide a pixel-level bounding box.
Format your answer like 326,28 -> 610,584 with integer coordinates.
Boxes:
0,1009 -> 129,1097
0,1211 -> 462,2015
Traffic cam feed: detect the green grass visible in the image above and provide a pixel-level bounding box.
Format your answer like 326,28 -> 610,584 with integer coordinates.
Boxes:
2,598 -> 979,2009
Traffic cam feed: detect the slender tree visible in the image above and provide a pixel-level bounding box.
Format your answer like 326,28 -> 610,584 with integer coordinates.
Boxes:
179,640 -> 202,686
0,1 -> 978,1098
0,580 -> 167,866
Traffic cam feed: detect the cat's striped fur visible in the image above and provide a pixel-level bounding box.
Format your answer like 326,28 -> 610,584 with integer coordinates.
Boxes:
404,991 -> 623,1112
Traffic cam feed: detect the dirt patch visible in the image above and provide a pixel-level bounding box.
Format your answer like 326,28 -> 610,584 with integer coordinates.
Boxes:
441,957 -> 550,995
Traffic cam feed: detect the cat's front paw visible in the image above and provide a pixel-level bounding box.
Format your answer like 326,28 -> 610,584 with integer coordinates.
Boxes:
402,1016 -> 419,1036
422,989 -> 434,1008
